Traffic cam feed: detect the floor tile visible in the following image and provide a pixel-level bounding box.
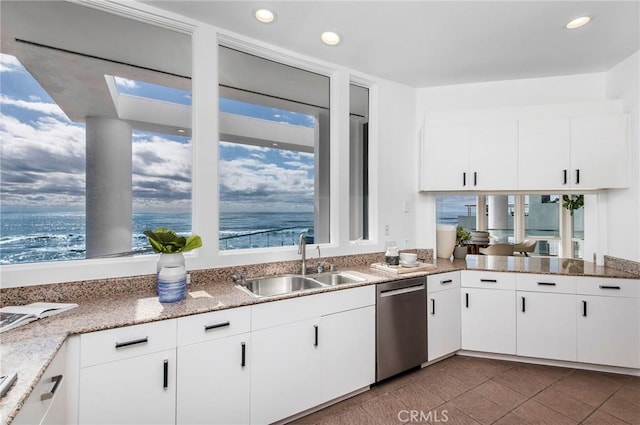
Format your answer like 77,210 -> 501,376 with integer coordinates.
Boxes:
600,393 -> 640,425
471,379 -> 528,410
615,383 -> 640,407
459,356 -> 517,378
518,363 -> 572,386
427,403 -> 481,425
492,412 -> 531,425
493,366 -> 550,397
318,406 -> 374,425
563,369 -> 627,395
360,393 -> 408,425
449,390 -> 509,424
512,399 -> 578,425
550,376 -> 612,407
415,369 -> 472,401
533,386 -> 595,422
392,381 -> 446,412
582,409 -> 634,425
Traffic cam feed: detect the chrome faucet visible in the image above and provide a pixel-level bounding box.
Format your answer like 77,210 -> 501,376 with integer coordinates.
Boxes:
298,232 -> 307,275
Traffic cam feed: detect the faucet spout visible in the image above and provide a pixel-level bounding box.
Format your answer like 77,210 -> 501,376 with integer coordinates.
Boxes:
298,232 -> 307,275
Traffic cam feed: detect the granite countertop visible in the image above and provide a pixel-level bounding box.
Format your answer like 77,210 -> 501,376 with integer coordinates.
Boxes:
1,255 -> 637,424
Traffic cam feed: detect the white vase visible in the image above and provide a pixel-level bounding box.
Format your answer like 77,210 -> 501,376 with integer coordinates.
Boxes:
436,224 -> 456,259
156,253 -> 187,303
157,252 -> 185,273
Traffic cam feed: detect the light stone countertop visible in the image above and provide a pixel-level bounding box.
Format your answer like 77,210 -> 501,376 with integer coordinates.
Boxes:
1,255 -> 637,425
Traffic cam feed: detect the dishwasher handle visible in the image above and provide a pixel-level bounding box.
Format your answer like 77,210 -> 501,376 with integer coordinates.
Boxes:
380,283 -> 425,298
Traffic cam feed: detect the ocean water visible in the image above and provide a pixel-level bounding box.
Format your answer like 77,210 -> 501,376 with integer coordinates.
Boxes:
0,211 -> 313,265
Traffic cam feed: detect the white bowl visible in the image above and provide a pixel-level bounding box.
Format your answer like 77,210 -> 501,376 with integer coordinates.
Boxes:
399,252 -> 418,264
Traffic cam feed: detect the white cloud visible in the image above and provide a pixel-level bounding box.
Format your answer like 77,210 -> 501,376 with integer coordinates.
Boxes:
114,77 -> 138,89
0,95 -> 69,119
0,54 -> 23,73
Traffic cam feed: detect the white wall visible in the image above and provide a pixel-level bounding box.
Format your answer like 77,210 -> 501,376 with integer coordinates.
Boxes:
604,51 -> 640,261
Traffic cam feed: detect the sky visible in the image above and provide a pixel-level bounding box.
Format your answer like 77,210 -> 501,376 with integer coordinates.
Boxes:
0,53 -> 316,214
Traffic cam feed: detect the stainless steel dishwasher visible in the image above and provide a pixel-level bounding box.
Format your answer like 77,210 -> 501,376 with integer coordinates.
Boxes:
376,276 -> 427,381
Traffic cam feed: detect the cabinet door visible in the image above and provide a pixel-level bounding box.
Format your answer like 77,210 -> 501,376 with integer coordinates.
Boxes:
468,121 -> 518,191
577,295 -> 640,368
518,118 -> 571,190
177,333 -> 250,425
461,288 -> 516,354
79,349 -> 176,425
517,291 -> 576,361
321,306 -> 375,403
428,286 -> 461,361
250,318 -> 322,424
571,115 -> 628,189
421,123 -> 469,191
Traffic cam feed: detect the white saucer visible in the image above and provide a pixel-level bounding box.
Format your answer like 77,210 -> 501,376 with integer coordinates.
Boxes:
400,261 -> 419,268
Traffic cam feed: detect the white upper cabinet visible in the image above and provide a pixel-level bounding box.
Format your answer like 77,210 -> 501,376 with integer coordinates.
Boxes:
570,115 -> 628,189
421,121 -> 518,191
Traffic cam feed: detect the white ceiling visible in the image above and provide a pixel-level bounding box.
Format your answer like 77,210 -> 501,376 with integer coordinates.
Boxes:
146,0 -> 640,87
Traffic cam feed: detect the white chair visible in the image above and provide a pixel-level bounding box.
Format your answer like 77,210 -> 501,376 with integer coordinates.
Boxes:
479,244 -> 515,256
513,240 -> 537,256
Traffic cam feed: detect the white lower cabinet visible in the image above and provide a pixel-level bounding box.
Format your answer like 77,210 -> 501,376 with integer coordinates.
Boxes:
576,278 -> 640,368
517,291 -> 577,361
461,288 -> 516,354
427,272 -> 461,361
78,320 -> 177,425
176,307 -> 251,425
13,342 -> 68,425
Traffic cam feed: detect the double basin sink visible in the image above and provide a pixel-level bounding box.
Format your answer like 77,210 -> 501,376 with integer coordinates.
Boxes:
236,272 -> 367,298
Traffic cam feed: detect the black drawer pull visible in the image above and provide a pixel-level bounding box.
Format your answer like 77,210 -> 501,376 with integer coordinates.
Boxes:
241,342 -> 246,367
163,359 -> 168,388
599,285 -> 621,290
465,293 -> 469,308
473,172 -> 477,186
115,337 -> 148,349
40,375 -> 63,401
521,296 -> 526,313
314,325 -> 319,347
440,279 -> 453,284
463,172 -> 466,186
431,298 -> 435,315
537,282 -> 556,286
563,169 -> 567,185
575,169 -> 580,184
480,279 -> 497,283
204,321 -> 230,331
582,300 -> 587,317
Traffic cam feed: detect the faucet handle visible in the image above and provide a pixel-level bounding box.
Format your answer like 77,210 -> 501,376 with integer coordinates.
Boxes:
316,261 -> 326,274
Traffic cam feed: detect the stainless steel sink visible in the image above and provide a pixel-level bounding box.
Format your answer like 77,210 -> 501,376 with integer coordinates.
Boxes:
237,274 -> 325,298
307,271 -> 367,286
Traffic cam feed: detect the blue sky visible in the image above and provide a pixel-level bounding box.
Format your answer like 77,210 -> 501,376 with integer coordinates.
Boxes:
0,54 -> 316,213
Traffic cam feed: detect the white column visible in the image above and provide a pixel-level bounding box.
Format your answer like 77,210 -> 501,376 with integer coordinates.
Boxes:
488,195 -> 509,229
85,117 -> 132,258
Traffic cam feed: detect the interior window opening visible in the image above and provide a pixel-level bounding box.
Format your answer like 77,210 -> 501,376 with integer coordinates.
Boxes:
349,83 -> 370,241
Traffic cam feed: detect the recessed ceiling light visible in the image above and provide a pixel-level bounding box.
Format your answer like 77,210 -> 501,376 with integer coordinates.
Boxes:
177,129 -> 186,134
255,9 -> 275,24
566,16 -> 591,29
321,31 -> 341,46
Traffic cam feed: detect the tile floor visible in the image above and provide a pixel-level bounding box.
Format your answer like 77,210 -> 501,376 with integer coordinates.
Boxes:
290,355 -> 640,425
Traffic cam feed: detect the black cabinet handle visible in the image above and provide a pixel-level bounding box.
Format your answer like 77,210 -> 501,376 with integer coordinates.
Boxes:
599,285 -> 621,290
582,300 -> 587,317
163,359 -> 168,389
463,172 -> 466,186
473,172 -> 477,186
576,169 -> 580,184
480,279 -> 497,283
537,282 -> 556,286
563,169 -> 567,185
521,296 -> 526,313
204,321 -> 230,331
241,342 -> 246,367
314,325 -> 319,347
115,337 -> 148,349
430,298 -> 435,315
40,375 -> 63,401
465,293 -> 469,308
440,279 -> 453,285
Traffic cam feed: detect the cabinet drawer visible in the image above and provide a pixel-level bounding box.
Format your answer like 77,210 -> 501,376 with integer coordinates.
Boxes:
577,277 -> 639,298
461,271 -> 515,290
177,306 -> 250,347
516,273 -> 576,294
427,272 -> 460,293
81,319 -> 177,367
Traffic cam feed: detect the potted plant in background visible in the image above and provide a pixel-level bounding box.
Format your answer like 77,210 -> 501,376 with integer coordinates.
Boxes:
453,226 -> 472,259
562,194 -> 584,215
144,228 -> 202,303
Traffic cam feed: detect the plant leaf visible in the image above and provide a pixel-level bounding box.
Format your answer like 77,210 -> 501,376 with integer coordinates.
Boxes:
183,235 -> 202,252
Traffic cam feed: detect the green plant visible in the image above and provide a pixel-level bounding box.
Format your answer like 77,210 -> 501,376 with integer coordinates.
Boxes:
562,195 -> 584,216
456,226 -> 472,246
144,228 -> 202,253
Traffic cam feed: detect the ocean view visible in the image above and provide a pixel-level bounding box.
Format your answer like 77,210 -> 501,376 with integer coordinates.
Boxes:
0,211 -> 314,265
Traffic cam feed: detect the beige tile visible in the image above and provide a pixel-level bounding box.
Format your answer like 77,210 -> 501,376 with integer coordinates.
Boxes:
533,387 -> 596,422
427,403 -> 481,425
472,379 -> 528,410
391,381 -> 446,412
512,399 -> 578,425
360,393 -> 408,425
600,393 -> 640,425
582,409 -> 634,425
449,390 -> 509,425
